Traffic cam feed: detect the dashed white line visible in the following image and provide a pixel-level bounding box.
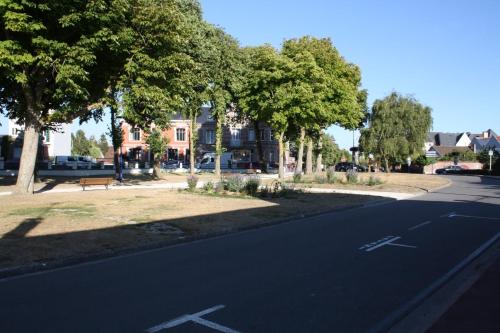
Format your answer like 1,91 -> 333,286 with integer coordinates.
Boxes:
408,221 -> 432,231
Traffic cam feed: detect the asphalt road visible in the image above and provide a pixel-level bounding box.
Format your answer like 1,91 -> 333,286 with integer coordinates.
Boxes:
1,176 -> 499,333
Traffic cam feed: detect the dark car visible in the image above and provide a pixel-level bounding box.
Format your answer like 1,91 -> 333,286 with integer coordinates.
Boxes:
334,162 -> 367,172
435,165 -> 464,174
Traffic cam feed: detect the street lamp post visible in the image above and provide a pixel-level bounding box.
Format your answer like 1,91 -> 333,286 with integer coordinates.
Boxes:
489,149 -> 493,172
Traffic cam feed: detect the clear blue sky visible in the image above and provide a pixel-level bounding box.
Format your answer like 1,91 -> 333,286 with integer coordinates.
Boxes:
1,0 -> 499,149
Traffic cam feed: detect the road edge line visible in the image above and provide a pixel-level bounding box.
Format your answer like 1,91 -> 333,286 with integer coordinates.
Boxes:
367,231 -> 500,333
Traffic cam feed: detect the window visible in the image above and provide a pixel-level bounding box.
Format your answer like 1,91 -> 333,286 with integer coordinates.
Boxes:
260,130 -> 271,141
248,129 -> 255,141
205,130 -> 215,144
176,128 -> 186,141
130,127 -> 141,141
44,129 -> 50,143
231,128 -> 241,146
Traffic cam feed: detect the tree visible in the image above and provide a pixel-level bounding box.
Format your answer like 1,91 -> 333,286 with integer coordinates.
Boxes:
239,45 -> 298,180
205,26 -> 243,177
146,128 -> 169,178
359,92 -> 432,171
321,133 -> 340,167
71,130 -> 91,156
281,37 -> 367,174
0,0 -> 130,193
97,134 -> 109,156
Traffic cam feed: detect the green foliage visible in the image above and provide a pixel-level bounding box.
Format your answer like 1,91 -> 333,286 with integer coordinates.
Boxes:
360,92 -> 433,170
71,130 -> 91,156
244,176 -> 261,196
293,173 -> 303,183
146,129 -> 169,160
186,175 -> 198,192
346,169 -> 358,184
326,168 -> 337,183
367,175 -> 383,186
414,155 -> 435,166
97,134 -> 109,155
477,149 -> 499,165
439,150 -> 477,162
314,175 -> 328,184
321,133 -> 341,167
223,174 -> 245,192
202,180 -> 215,193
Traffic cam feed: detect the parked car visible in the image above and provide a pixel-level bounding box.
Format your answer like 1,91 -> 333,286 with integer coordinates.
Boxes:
196,152 -> 233,169
334,162 -> 367,172
435,165 -> 464,174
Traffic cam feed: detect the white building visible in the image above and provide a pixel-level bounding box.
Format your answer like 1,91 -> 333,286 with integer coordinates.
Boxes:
7,119 -> 71,159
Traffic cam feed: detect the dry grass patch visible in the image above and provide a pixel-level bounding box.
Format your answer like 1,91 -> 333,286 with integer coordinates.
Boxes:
294,172 -> 450,193
0,188 -> 381,270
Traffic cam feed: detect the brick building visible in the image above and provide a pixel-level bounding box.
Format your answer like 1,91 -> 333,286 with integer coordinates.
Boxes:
119,107 -> 285,167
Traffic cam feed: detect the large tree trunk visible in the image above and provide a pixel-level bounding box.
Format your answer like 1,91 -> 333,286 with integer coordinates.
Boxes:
253,121 -> 267,173
315,134 -> 323,173
278,132 -> 285,180
296,127 -> 305,174
189,113 -> 196,176
214,112 -> 223,177
110,106 -> 122,181
384,157 -> 390,173
152,156 -> 162,179
15,125 -> 39,194
305,137 -> 313,175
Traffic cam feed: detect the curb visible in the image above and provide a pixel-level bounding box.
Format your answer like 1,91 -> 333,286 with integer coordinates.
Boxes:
0,196 -> 392,281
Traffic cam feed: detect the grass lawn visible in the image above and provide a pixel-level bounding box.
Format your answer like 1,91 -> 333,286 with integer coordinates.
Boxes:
0,188 -> 383,271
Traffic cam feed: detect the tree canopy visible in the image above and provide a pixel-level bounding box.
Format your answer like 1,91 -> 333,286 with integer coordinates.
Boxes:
359,92 -> 433,170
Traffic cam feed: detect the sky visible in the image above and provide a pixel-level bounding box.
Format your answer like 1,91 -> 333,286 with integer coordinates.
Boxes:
1,0 -> 499,149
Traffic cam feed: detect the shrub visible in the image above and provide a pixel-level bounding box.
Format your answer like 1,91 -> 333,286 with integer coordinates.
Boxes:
260,185 -> 271,198
203,180 -> 215,192
293,173 -> 302,183
326,168 -> 337,183
186,175 -> 198,191
245,176 -> 261,196
215,181 -> 225,193
224,174 -> 245,192
367,175 -> 382,186
314,175 -> 328,184
346,169 -> 358,184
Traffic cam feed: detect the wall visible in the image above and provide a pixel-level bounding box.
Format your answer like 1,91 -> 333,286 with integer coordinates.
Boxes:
423,161 -> 483,174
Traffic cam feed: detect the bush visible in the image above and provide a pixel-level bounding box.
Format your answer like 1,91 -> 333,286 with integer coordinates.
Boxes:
245,176 -> 261,196
326,168 -> 337,183
224,174 -> 245,192
203,180 -> 215,192
314,175 -> 328,184
260,185 -> 271,198
293,173 -> 302,183
367,175 -> 382,186
186,175 -> 198,191
346,169 -> 358,184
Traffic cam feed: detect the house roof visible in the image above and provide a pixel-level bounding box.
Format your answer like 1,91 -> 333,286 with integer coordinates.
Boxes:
429,145 -> 471,157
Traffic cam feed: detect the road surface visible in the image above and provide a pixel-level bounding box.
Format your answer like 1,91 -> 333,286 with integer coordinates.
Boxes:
1,175 -> 499,332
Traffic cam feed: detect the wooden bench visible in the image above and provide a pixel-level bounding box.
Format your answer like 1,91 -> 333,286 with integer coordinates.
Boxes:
79,177 -> 114,191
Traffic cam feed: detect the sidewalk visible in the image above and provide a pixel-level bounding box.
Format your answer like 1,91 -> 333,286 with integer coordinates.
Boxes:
427,256 -> 500,333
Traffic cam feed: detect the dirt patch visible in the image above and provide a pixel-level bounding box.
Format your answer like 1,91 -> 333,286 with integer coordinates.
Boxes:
293,172 -> 450,193
0,188 -> 382,271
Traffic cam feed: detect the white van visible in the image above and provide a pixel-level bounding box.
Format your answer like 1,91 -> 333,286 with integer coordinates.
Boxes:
196,152 -> 233,169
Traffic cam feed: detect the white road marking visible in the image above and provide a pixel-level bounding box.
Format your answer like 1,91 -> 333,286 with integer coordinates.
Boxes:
408,221 -> 432,231
146,305 -> 241,333
440,212 -> 456,218
360,236 -> 417,252
447,213 -> 500,221
386,243 -> 417,249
